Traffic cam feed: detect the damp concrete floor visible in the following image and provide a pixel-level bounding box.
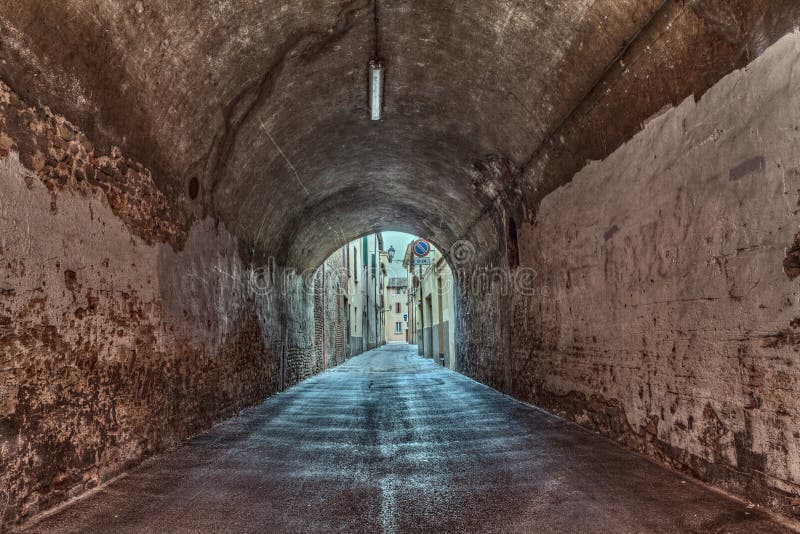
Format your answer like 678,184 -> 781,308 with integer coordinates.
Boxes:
23,344 -> 794,533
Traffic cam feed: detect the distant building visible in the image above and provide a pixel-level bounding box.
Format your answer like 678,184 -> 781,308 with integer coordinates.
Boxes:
385,277 -> 408,342
403,240 -> 456,369
333,234 -> 387,355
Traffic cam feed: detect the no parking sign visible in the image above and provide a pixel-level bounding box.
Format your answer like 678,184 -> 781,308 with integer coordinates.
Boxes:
412,239 -> 431,257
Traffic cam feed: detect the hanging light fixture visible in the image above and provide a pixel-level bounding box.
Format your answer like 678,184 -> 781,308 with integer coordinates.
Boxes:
370,59 -> 384,121
369,0 -> 383,121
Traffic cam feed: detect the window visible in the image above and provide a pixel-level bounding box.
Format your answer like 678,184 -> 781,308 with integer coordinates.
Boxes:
395,302 -> 401,313
395,322 -> 403,334
395,287 -> 403,295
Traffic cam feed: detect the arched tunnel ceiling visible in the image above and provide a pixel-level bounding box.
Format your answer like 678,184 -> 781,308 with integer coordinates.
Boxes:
1,0 -> 766,270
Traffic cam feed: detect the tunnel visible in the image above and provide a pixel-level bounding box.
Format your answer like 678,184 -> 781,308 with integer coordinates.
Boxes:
2,1 -> 800,531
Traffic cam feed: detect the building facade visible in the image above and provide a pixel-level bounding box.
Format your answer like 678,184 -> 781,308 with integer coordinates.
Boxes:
308,233 -> 388,376
403,240 -> 456,369
384,277 -> 408,342
336,234 -> 387,355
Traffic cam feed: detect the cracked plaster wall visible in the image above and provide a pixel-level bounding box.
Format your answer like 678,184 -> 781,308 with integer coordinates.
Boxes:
0,81 -> 298,528
462,32 -> 800,518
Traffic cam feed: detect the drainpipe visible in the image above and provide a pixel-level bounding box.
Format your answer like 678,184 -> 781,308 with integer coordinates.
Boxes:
418,262 -> 424,354
322,262 -> 326,370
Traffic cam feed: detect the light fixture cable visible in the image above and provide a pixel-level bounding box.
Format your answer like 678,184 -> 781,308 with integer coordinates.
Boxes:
368,0 -> 384,120
373,0 -> 380,60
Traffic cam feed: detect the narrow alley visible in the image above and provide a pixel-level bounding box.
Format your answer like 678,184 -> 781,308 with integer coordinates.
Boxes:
3,2 -> 800,531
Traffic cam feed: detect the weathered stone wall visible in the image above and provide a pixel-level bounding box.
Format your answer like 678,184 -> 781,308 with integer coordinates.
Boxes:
278,271 -> 311,389
312,270 -> 326,375
455,211 -> 516,391
324,252 -> 348,368
0,81 -> 287,527
465,33 -> 800,518
283,261 -> 353,388
312,254 -> 348,374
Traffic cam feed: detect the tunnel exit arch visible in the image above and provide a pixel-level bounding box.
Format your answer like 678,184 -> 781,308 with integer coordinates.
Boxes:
287,209 -> 532,381
300,228 -> 471,374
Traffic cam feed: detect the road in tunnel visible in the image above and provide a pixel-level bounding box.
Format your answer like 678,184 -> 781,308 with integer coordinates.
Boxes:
3,0 -> 800,528
22,345 -> 791,533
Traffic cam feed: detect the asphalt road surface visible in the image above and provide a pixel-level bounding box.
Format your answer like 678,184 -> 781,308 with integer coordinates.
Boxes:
24,344 -> 792,533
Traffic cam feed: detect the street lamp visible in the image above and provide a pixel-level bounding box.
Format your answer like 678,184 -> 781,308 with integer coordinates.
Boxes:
387,245 -> 396,263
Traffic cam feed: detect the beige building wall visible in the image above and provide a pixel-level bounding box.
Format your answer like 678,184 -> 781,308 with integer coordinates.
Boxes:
385,279 -> 408,343
404,242 -> 456,369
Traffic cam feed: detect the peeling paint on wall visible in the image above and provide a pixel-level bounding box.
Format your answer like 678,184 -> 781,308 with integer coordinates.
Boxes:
461,32 -> 800,519
0,81 -> 292,528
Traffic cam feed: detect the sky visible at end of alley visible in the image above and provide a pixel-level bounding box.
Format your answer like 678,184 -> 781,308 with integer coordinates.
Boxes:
381,231 -> 418,279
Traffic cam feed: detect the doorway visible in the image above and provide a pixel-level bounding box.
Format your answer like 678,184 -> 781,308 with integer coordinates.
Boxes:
425,294 -> 433,357
437,276 -> 445,366
343,297 -> 351,357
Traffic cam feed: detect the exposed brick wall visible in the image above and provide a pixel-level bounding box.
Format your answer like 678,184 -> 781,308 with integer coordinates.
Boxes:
324,252 -> 348,367
0,80 -> 289,528
459,33 -> 800,519
313,271 -> 325,375
284,260 -> 354,388
311,252 -> 352,374
284,271 -> 314,388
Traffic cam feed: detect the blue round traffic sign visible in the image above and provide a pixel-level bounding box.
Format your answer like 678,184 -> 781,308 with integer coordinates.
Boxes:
413,239 -> 431,257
